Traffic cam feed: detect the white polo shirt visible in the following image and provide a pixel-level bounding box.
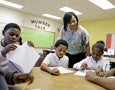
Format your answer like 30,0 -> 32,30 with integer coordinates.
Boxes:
42,53 -> 69,68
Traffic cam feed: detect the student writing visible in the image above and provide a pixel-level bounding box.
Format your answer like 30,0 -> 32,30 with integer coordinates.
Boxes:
40,39 -> 69,75
73,42 -> 110,75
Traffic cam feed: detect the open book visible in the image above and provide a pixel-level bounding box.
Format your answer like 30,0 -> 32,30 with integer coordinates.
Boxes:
6,41 -> 40,73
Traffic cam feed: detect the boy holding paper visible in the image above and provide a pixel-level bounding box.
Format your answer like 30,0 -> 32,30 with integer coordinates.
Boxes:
40,39 -> 69,75
0,23 -> 34,72
73,42 -> 110,75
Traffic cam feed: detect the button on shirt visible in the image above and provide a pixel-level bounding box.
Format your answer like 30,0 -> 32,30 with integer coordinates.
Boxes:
42,53 -> 69,68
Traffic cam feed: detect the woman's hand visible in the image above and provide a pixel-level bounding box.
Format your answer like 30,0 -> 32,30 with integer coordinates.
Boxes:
1,44 -> 17,57
13,73 -> 34,84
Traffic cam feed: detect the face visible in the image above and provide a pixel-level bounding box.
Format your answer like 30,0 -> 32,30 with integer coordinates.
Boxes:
3,28 -> 21,44
92,47 -> 103,61
55,44 -> 67,58
67,15 -> 78,31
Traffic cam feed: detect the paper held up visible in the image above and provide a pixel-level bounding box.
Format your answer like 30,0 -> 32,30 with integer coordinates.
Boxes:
6,41 -> 40,73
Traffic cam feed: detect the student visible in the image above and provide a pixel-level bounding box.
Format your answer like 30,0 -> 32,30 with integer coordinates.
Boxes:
0,67 -> 34,90
57,12 -> 90,68
0,23 -> 34,72
73,43 -> 110,75
40,39 -> 69,75
85,69 -> 115,90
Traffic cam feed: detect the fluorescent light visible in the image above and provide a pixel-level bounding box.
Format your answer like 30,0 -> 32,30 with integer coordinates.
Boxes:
0,0 -> 23,9
42,14 -> 61,20
88,0 -> 115,10
59,6 -> 82,15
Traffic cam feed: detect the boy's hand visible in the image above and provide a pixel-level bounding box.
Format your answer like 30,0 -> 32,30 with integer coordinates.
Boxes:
95,68 -> 103,76
27,41 -> 34,47
50,68 -> 60,75
13,73 -> 34,84
81,63 -> 88,70
1,44 -> 17,57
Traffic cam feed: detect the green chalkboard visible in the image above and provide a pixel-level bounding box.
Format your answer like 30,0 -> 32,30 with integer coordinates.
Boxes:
21,27 -> 55,48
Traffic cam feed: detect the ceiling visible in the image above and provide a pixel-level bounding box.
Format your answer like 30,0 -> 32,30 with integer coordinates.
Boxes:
0,0 -> 115,22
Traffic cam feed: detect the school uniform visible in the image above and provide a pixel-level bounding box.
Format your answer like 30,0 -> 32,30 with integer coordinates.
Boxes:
73,56 -> 110,71
42,53 -> 69,68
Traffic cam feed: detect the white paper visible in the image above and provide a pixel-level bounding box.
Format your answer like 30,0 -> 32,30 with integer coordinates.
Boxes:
50,66 -> 74,74
74,70 -> 95,77
6,41 -> 40,73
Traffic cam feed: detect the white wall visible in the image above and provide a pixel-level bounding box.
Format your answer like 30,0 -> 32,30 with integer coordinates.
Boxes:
0,6 -> 62,40
0,6 -> 62,53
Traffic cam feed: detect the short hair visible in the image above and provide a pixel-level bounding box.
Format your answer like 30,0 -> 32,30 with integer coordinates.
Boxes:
55,39 -> 68,49
96,40 -> 105,47
92,43 -> 104,53
63,12 -> 79,31
3,23 -> 21,33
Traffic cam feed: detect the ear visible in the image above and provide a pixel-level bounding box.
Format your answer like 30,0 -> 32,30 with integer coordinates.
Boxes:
2,30 -> 4,36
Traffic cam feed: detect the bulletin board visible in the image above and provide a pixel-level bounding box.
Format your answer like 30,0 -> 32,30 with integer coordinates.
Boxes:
21,27 -> 55,48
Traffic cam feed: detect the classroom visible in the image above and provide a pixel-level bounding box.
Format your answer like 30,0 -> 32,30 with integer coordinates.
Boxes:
0,0 -> 115,90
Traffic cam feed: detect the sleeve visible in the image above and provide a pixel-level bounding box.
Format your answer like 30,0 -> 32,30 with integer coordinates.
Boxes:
102,60 -> 110,72
73,59 -> 86,70
4,69 -> 15,85
42,53 -> 51,66
80,25 -> 89,45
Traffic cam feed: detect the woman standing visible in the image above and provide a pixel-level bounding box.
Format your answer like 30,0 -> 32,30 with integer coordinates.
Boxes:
58,12 -> 90,68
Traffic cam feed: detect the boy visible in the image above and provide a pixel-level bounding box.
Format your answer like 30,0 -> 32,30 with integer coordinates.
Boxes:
40,39 -> 69,75
73,43 -> 110,75
0,23 -> 34,72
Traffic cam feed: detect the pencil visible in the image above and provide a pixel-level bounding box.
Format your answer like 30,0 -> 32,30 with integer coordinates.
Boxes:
22,81 -> 30,90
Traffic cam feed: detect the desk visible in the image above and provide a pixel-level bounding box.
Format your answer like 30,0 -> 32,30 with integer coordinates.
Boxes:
10,67 -> 106,90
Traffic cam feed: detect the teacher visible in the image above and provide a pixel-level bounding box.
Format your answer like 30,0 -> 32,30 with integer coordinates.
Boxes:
58,12 -> 90,68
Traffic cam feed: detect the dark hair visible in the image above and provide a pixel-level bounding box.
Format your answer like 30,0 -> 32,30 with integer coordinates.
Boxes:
63,12 -> 79,31
19,37 -> 22,45
96,40 -> 105,47
3,23 -> 21,33
92,43 -> 104,53
55,39 -> 68,49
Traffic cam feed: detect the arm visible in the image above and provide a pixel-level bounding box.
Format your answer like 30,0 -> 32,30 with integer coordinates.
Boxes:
40,63 -> 60,75
73,59 -> 87,70
105,68 -> 115,77
85,42 -> 90,56
40,63 -> 52,74
85,71 -> 115,90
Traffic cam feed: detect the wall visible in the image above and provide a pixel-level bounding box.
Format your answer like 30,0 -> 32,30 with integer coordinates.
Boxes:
80,17 -> 115,48
0,6 -> 62,42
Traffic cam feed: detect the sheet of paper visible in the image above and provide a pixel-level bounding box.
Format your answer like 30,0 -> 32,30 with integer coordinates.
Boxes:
6,41 -> 40,73
50,67 -> 74,74
107,76 -> 115,78
74,70 -> 95,77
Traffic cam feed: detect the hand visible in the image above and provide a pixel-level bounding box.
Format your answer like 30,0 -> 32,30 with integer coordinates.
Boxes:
1,44 -> 17,57
27,41 -> 34,47
50,68 -> 60,75
85,71 -> 97,81
95,68 -> 103,77
13,73 -> 34,84
81,63 -> 88,70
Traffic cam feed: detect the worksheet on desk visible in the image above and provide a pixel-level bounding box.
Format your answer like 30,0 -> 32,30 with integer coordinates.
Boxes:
74,70 -> 95,77
50,67 -> 74,74
6,41 -> 40,73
